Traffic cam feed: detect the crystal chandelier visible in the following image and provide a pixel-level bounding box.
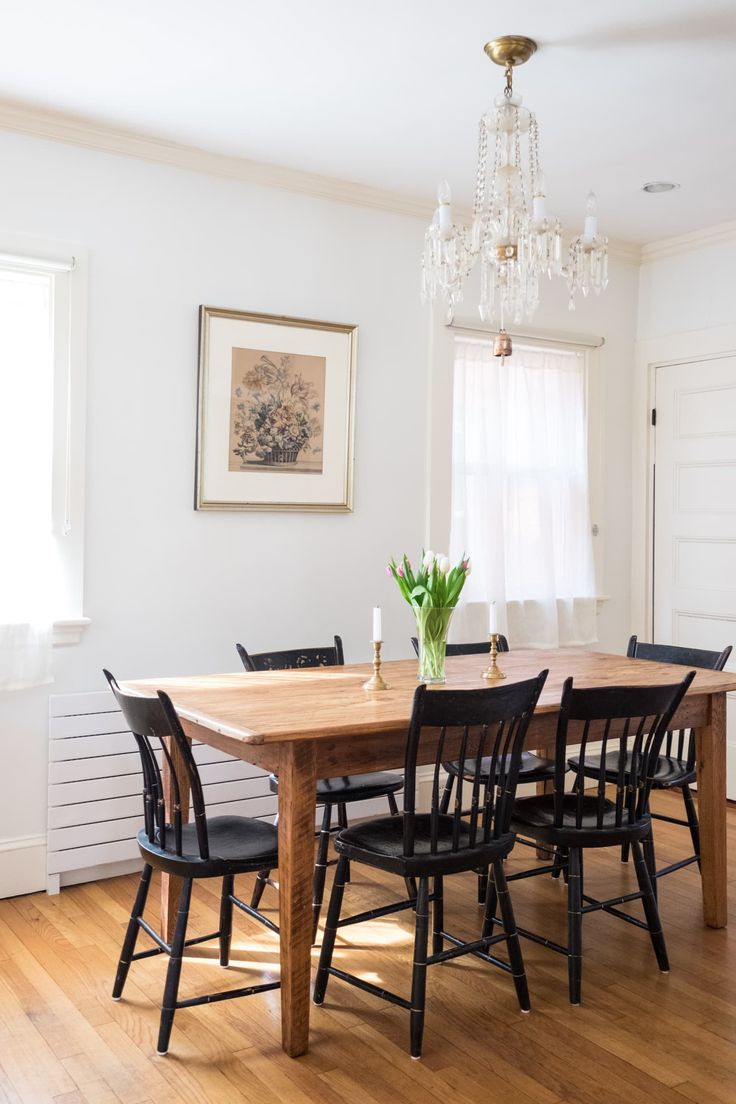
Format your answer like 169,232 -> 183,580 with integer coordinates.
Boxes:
421,35 -> 608,352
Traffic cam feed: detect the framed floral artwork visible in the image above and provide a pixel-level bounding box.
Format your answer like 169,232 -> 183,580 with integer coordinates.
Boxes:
195,307 -> 357,511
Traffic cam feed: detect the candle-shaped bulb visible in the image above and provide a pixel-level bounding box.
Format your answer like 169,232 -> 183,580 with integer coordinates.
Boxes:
583,190 -> 598,241
372,606 -> 382,643
437,179 -> 453,239
489,601 -> 498,636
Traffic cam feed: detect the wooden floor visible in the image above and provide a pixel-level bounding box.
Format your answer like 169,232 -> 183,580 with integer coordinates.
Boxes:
0,791 -> 734,1104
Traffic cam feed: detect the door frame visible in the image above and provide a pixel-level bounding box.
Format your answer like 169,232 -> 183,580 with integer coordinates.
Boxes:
631,323 -> 736,640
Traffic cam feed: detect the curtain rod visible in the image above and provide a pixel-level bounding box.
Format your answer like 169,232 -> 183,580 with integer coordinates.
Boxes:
0,252 -> 75,274
448,321 -> 604,350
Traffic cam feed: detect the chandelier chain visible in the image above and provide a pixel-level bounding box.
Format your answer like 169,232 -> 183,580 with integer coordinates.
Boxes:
504,63 -> 513,99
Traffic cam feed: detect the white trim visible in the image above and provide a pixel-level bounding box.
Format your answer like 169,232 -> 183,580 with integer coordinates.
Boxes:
0,98 -> 640,262
52,618 -> 91,646
0,834 -> 46,898
630,324 -> 736,640
641,219 -> 736,265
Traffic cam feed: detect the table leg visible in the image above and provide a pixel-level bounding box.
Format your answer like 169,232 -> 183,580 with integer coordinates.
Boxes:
278,740 -> 317,1057
160,734 -> 192,943
696,692 -> 728,929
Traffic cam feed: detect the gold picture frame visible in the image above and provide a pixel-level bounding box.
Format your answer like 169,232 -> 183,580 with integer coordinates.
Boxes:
195,306 -> 357,511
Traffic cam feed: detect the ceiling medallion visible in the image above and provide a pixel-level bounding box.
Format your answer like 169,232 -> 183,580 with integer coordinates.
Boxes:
421,35 -> 609,360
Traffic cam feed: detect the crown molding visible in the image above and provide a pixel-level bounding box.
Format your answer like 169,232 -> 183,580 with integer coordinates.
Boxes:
0,98 -> 643,263
0,98 -> 435,221
641,219 -> 736,264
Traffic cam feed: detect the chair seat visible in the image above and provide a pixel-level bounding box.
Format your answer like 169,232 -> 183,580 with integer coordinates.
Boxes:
445,750 -> 556,784
268,772 -> 404,803
335,813 -> 515,877
567,750 -> 694,789
138,815 -> 279,877
511,794 -> 652,848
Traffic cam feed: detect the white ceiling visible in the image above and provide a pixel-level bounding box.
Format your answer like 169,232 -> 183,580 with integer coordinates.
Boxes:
1,0 -> 735,245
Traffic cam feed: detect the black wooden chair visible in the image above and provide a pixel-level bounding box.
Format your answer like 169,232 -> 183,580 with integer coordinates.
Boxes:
236,636 -> 406,939
103,670 -> 280,1056
507,672 -> 695,1004
314,671 -> 549,1059
568,635 -> 732,887
411,635 -> 556,900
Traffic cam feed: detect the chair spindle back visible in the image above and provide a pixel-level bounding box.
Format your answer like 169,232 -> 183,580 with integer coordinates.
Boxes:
237,635 -> 344,672
103,670 -> 210,860
403,672 -> 548,857
410,636 -> 510,658
558,673 -> 696,830
627,635 -> 732,770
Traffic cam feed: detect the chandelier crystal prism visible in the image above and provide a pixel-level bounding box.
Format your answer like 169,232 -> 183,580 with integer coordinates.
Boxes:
421,35 -> 609,329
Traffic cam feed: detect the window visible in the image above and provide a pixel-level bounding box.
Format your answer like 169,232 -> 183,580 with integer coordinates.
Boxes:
0,247 -> 87,690
449,335 -> 597,648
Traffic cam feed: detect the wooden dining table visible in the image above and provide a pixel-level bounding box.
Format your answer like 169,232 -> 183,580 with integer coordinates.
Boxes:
127,647 -> 736,1058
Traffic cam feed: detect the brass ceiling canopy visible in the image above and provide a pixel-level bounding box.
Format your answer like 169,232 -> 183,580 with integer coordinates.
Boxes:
483,35 -> 537,68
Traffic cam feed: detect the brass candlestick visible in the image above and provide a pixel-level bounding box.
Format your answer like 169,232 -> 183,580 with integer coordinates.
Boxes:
481,633 -> 506,681
363,640 -> 390,691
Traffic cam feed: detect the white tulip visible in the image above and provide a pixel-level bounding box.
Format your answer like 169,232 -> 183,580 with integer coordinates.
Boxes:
437,555 -> 450,575
422,550 -> 435,571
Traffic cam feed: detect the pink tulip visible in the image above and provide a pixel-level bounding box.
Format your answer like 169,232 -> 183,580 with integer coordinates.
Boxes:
397,565 -> 405,577
386,565 -> 392,576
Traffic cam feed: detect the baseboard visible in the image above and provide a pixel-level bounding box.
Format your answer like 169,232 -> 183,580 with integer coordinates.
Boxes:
0,834 -> 47,898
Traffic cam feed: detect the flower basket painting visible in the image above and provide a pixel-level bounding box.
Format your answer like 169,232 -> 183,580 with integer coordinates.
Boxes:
229,349 -> 326,474
196,307 -> 356,511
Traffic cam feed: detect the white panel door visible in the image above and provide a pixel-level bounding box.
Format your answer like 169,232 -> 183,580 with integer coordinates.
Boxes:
654,355 -> 736,798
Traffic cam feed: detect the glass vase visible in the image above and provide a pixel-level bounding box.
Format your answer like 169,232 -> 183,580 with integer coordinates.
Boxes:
414,606 -> 455,684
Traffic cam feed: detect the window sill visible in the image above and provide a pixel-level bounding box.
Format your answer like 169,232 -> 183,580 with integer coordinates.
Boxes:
53,618 -> 91,646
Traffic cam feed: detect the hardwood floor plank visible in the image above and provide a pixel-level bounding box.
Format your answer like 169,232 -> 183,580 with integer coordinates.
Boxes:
0,790 -> 732,1102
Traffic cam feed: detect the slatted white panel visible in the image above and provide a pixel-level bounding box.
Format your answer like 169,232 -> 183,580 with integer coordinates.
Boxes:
47,689 -> 277,892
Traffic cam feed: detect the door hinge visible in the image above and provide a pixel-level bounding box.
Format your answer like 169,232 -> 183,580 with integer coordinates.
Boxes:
651,408 -> 657,426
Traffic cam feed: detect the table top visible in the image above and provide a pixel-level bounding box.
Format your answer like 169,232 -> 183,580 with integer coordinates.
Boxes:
124,647 -> 736,746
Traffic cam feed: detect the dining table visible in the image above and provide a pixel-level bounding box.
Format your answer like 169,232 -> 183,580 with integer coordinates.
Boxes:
126,646 -> 736,1058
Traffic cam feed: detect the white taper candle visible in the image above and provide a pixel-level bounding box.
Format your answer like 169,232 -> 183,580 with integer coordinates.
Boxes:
372,606 -> 382,642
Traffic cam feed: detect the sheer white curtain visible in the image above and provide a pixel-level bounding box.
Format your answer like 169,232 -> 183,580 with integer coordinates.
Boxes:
450,336 -> 597,648
0,268 -> 55,690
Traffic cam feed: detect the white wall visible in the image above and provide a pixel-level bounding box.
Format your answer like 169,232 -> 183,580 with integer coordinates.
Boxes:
638,237 -> 736,340
0,129 -> 430,887
0,127 -> 641,893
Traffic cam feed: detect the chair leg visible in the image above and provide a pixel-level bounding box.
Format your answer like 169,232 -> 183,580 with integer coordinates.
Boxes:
313,855 -> 348,1005
387,790 -> 400,817
250,869 -> 271,910
682,784 -> 701,871
112,864 -> 152,999
336,804 -> 351,883
642,828 -> 658,902
477,868 -> 489,905
493,860 -> 530,1013
481,866 -> 498,942
312,805 -> 333,943
156,878 -> 193,1056
567,848 -> 583,1005
410,877 -> 430,1059
219,874 -> 234,967
438,773 -> 454,815
631,839 -> 669,973
432,875 -> 444,955
621,841 -> 630,864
